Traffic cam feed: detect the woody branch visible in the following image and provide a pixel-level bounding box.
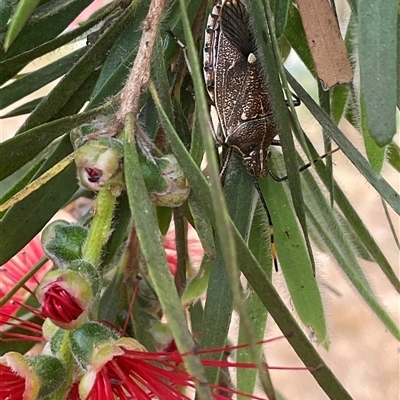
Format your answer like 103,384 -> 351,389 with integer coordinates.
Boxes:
117,0 -> 167,122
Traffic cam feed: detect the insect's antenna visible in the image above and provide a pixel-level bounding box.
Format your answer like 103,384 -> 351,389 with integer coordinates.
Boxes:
252,177 -> 279,272
269,147 -> 340,182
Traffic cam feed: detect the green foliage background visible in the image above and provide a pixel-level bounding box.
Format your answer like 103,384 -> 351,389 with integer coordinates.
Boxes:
0,0 -> 399,399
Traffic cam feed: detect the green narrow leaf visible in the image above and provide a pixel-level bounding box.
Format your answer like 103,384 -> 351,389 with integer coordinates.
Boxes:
286,71 -> 400,216
130,303 -> 158,352
331,84 -> 350,124
387,142 -> 400,172
335,213 -> 374,262
301,168 -> 374,293
100,193 -> 131,269
284,5 -> 315,75
88,48 -> 137,108
260,156 -> 328,346
53,69 -> 102,120
16,3 -> 138,134
98,265 -> 124,323
360,98 -> 386,174
303,200 -> 399,340
190,110 -> 205,166
181,257 -> 211,305
358,0 -> 397,145
88,0 -> 149,107
152,35 -> 175,123
0,7 -> 110,85
381,198 -> 400,251
0,0 -> 92,60
4,0 -> 41,51
0,97 -> 42,118
0,147 -> 78,265
0,103 -> 112,181
232,223 -> 353,400
0,0 -> 13,28
157,206 -> 172,235
301,135 -> 400,293
237,207 -> 272,396
0,47 -> 87,110
0,157 -> 45,218
331,13 -> 355,124
397,16 -> 400,109
275,0 -> 290,38
248,0 -> 316,274
188,195 -> 215,258
189,300 -> 203,337
123,113 -> 211,398
202,157 -> 254,385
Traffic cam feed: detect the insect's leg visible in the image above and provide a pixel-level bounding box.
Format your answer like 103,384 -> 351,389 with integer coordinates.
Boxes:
292,92 -> 301,107
285,92 -> 301,107
220,147 -> 233,181
269,147 -> 340,182
166,29 -> 192,75
297,147 -> 339,173
252,177 -> 279,272
271,139 -> 281,146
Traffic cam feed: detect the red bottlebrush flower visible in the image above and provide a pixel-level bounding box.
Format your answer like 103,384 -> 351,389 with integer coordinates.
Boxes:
0,352 -> 40,400
68,0 -> 111,30
0,352 -> 65,400
41,283 -> 84,324
0,302 -> 46,345
163,224 -> 204,276
37,269 -> 94,329
78,338 -> 300,400
0,235 -> 52,326
70,323 -> 311,400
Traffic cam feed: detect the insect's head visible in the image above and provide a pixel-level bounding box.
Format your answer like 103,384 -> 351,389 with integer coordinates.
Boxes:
243,148 -> 270,178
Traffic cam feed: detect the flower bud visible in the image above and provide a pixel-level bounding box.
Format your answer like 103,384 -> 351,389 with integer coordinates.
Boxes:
69,323 -> 146,400
149,321 -> 174,350
69,322 -> 120,369
37,269 -> 94,329
70,123 -> 93,148
70,116 -> 114,148
74,138 -> 124,194
41,221 -> 88,267
68,259 -> 101,296
0,352 -> 65,400
142,154 -> 190,207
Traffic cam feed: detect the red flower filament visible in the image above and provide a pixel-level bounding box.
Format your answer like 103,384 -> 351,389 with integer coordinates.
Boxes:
42,284 -> 83,324
0,364 -> 25,400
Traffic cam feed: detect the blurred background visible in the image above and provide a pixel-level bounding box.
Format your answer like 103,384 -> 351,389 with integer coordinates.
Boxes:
1,0 -> 398,399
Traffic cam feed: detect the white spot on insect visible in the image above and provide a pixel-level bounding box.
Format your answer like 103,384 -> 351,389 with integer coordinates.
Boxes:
227,61 -> 236,70
241,112 -> 248,120
248,53 -> 256,64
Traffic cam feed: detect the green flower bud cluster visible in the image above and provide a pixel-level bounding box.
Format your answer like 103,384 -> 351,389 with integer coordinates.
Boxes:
38,221 -> 100,330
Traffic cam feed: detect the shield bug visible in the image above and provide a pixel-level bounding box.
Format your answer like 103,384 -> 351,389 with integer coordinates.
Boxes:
203,0 -> 338,270
204,0 -> 285,269
204,0 -> 281,179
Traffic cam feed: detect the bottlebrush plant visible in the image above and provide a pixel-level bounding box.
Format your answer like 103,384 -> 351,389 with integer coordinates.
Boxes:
0,1 -> 399,399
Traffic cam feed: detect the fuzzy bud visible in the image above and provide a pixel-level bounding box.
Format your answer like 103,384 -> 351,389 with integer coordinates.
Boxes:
69,322 -> 120,370
37,269 -> 94,329
41,221 -> 88,267
74,138 -> 124,194
142,154 -> 190,207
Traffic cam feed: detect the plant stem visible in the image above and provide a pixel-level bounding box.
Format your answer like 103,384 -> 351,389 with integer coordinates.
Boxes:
82,187 -> 116,266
